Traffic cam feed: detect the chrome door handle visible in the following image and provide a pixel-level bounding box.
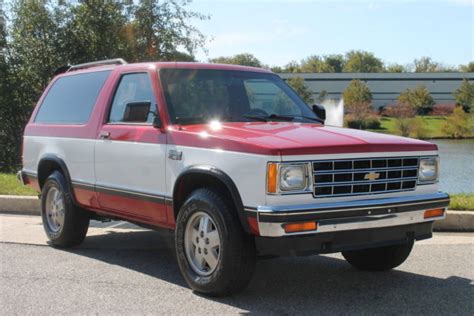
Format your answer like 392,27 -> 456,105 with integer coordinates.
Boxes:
99,131 -> 110,139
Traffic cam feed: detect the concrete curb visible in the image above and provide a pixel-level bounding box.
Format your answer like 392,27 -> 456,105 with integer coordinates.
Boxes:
434,210 -> 474,232
0,195 -> 473,231
0,195 -> 40,216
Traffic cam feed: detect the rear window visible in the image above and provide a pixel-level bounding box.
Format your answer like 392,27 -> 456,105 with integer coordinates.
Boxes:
34,70 -> 111,124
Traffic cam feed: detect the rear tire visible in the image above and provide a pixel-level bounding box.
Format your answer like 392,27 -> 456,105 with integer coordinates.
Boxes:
342,240 -> 414,271
41,171 -> 89,247
175,188 -> 256,296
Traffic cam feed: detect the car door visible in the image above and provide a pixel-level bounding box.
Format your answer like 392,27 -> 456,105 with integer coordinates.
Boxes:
94,71 -> 168,224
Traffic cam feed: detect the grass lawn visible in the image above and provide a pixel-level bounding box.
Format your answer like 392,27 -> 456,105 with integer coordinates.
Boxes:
449,193 -> 474,211
372,116 -> 449,139
1,173 -> 473,210
0,173 -> 37,196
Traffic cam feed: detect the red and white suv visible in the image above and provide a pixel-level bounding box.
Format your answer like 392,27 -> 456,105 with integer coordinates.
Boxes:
19,59 -> 450,296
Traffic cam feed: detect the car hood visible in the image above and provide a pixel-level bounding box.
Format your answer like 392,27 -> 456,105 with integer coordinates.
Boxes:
168,122 -> 437,156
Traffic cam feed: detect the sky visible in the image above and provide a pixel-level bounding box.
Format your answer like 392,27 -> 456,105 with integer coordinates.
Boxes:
189,0 -> 474,67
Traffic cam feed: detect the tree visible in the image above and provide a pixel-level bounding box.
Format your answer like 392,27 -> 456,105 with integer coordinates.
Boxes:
283,61 -> 300,73
318,90 -> 328,102
210,53 -> 262,67
324,54 -> 345,73
343,50 -> 384,73
342,80 -> 372,106
131,0 -> 207,61
62,1 -> 132,63
413,56 -> 441,72
453,79 -> 474,113
300,55 -> 333,73
386,64 -> 406,73
398,85 -> 435,115
442,107 -> 472,138
286,76 -> 313,104
459,62 -> 474,72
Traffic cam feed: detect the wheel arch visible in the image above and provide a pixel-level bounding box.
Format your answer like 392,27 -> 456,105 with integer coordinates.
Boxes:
172,165 -> 250,233
37,155 -> 77,203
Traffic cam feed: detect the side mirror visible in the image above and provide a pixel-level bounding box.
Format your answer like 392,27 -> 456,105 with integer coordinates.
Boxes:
152,114 -> 162,129
123,101 -> 151,123
312,104 -> 326,122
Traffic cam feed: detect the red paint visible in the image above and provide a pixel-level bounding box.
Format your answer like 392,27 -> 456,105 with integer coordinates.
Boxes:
247,217 -> 260,236
167,122 -> 437,155
96,191 -> 168,224
25,176 -> 40,192
73,187 -> 100,209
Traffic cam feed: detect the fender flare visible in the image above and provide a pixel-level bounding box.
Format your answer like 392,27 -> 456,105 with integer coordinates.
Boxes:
173,165 -> 250,233
37,154 -> 77,204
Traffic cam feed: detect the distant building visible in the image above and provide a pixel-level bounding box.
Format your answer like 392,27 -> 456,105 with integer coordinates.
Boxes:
279,72 -> 474,109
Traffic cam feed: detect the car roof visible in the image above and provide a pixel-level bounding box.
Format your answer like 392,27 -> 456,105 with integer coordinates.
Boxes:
55,61 -> 272,79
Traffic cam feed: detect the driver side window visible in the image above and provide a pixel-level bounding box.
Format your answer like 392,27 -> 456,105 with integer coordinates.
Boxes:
109,73 -> 155,123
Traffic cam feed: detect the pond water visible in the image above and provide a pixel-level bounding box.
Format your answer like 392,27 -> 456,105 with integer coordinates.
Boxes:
431,139 -> 474,194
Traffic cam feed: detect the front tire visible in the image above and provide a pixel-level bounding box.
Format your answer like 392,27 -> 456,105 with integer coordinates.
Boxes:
342,240 -> 414,271
175,188 -> 256,296
41,171 -> 89,247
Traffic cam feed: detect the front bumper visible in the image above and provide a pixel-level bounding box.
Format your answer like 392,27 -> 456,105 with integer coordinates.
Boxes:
246,192 -> 450,237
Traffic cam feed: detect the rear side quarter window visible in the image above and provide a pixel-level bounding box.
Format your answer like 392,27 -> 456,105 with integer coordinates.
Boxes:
34,70 -> 111,124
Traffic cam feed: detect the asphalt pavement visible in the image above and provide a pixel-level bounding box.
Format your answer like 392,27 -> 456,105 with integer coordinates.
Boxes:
1,214 -> 473,315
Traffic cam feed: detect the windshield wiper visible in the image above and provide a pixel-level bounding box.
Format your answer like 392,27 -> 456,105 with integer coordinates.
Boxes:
243,114 -> 295,122
243,114 -> 324,123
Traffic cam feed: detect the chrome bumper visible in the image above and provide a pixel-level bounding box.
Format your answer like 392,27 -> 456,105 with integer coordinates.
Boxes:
246,192 -> 450,237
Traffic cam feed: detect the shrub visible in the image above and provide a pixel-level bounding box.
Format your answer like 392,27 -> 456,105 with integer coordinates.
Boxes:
345,114 -> 381,130
409,117 -> 429,139
431,103 -> 455,116
442,106 -> 472,138
383,103 -> 416,118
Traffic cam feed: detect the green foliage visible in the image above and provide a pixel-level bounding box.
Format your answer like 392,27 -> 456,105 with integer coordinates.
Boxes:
300,55 -> 333,72
210,53 -> 262,67
449,193 -> 474,211
343,50 -> 384,73
286,76 -> 313,104
0,173 -> 37,195
385,64 -> 406,73
442,106 -> 472,138
345,114 -> 380,130
0,0 -> 208,171
459,62 -> 474,72
413,56 -> 441,72
299,54 -> 345,73
453,79 -> 474,113
398,85 -> 435,115
342,80 -> 372,106
318,90 -> 328,102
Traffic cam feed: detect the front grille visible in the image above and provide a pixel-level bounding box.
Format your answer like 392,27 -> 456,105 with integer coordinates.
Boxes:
312,157 -> 419,198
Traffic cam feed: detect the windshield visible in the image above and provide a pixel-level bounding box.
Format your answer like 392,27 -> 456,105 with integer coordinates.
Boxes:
160,69 -> 320,125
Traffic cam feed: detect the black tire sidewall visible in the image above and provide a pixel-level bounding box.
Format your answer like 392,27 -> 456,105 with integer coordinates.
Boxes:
175,189 -> 255,295
41,171 -> 89,247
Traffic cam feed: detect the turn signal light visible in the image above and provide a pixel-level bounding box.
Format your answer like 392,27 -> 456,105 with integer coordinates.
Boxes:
424,209 -> 445,219
284,221 -> 317,233
267,163 -> 278,193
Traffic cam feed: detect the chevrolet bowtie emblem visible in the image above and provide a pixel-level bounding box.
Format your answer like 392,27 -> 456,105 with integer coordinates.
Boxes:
364,172 -> 380,181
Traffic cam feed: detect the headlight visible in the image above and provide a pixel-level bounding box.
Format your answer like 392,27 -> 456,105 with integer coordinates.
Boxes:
279,164 -> 308,191
419,157 -> 439,182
